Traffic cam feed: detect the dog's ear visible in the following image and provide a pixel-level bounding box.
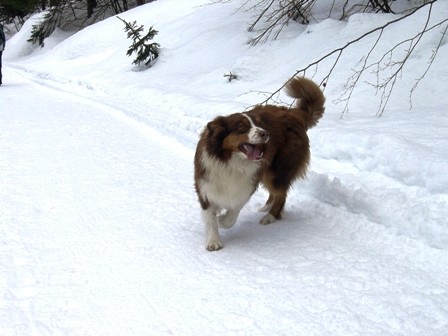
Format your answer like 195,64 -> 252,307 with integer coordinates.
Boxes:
206,116 -> 230,160
207,116 -> 227,138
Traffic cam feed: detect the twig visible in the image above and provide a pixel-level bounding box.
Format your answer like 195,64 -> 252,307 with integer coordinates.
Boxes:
257,0 -> 443,116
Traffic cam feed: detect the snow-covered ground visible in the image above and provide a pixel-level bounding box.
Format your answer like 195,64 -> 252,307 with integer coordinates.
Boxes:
1,0 -> 448,335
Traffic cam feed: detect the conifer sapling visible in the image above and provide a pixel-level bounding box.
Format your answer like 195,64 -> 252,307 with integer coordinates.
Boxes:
118,16 -> 160,67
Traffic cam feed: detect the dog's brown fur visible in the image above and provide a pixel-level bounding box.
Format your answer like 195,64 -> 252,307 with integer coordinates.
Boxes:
195,77 -> 325,250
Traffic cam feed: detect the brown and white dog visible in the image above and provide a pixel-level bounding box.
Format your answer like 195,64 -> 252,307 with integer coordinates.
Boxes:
194,77 -> 325,251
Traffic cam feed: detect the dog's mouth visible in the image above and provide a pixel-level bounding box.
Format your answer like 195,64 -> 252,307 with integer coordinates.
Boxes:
239,143 -> 264,161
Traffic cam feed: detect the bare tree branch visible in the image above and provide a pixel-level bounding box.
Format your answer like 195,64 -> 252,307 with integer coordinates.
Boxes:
409,19 -> 448,110
256,0 -> 446,116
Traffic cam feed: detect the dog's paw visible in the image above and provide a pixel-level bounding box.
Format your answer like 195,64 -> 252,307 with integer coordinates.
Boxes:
217,209 -> 239,229
206,240 -> 223,251
260,213 -> 276,225
218,219 -> 235,229
218,214 -> 236,229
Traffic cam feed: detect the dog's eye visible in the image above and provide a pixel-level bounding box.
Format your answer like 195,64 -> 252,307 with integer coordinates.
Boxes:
237,123 -> 249,133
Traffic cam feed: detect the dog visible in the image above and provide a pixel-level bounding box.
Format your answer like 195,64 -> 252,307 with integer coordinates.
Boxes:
194,77 -> 325,251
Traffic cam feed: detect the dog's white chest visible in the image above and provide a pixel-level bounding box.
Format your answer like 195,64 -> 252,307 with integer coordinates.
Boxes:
200,153 -> 260,210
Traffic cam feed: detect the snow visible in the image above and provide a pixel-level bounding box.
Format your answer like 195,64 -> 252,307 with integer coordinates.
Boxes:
1,0 -> 448,335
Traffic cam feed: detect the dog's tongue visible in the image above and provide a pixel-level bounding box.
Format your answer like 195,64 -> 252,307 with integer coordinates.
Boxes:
245,144 -> 261,160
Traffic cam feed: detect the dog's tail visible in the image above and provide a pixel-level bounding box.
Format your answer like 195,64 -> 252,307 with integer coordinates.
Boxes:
285,77 -> 325,130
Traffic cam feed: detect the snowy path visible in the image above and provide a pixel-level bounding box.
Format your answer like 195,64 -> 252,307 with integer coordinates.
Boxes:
1,68 -> 448,335
0,69 -> 198,335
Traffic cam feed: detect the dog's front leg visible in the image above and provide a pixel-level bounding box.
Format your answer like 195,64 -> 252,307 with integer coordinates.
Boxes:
202,208 -> 223,251
218,208 -> 241,229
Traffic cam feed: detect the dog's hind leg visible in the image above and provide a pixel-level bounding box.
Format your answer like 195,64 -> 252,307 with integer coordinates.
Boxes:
202,207 -> 223,251
218,207 -> 241,229
258,194 -> 273,212
260,191 -> 287,225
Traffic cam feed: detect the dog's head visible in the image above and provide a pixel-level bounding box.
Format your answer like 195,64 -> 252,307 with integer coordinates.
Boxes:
205,113 -> 270,162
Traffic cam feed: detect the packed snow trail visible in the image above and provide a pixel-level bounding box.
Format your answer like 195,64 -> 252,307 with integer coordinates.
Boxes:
0,69 -> 199,335
1,69 -> 448,336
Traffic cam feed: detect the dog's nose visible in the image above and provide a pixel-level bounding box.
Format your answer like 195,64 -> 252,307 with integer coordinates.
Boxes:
258,129 -> 269,142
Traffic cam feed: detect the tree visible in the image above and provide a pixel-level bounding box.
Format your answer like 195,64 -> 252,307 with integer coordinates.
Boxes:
26,0 -> 151,47
0,0 -> 40,24
0,1 -> 153,45
237,0 -> 447,115
118,16 -> 160,67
